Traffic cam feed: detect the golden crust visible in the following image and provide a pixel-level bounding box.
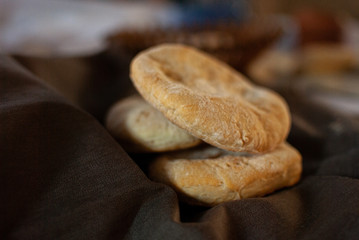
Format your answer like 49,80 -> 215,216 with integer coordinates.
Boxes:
149,142 -> 302,206
130,44 -> 291,153
105,95 -> 201,152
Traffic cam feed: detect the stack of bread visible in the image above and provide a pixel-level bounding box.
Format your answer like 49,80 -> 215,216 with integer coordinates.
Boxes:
106,44 -> 302,206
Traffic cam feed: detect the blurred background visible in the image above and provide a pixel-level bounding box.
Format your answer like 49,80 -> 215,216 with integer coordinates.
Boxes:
1,0 -> 358,123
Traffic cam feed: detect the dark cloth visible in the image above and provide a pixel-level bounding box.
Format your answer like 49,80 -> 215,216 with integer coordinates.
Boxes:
1,55 -> 359,240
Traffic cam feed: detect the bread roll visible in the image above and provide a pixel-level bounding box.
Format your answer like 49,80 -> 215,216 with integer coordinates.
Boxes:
130,44 -> 291,153
105,95 -> 201,152
149,142 -> 302,206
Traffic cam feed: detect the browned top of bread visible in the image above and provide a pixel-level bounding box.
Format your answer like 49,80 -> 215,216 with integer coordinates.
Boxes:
130,44 -> 291,153
149,142 -> 302,206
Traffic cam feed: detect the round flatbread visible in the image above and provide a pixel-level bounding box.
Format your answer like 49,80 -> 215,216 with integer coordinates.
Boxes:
105,95 -> 201,152
149,142 -> 302,206
130,44 -> 290,153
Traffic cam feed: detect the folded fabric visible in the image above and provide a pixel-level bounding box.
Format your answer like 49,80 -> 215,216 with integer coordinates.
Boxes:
1,55 -> 358,239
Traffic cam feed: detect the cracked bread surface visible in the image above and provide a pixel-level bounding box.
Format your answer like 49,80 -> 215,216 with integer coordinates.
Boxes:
130,44 -> 291,153
149,142 -> 302,206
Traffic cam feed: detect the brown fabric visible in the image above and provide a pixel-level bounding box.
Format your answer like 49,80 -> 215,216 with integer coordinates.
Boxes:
1,55 -> 359,239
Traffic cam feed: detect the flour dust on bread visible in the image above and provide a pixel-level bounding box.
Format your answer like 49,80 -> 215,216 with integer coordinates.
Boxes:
149,142 -> 302,206
105,95 -> 201,152
130,44 -> 291,153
